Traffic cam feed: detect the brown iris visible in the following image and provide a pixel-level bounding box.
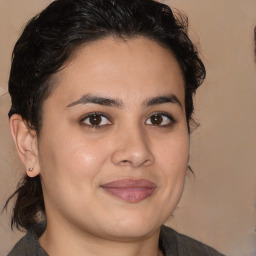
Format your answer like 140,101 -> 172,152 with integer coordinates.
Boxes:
89,114 -> 102,125
150,114 -> 163,125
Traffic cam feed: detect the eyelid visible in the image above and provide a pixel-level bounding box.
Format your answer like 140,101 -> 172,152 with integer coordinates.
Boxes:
79,112 -> 113,128
79,111 -> 176,129
145,111 -> 176,126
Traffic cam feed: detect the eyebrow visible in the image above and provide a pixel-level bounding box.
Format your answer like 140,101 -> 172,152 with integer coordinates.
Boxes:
143,94 -> 182,108
66,94 -> 123,108
66,93 -> 182,109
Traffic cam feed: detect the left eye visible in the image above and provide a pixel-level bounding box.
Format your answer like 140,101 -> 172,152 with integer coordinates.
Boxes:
81,113 -> 112,127
145,113 -> 174,126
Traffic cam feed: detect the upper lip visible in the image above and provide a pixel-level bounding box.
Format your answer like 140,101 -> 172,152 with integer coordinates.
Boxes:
100,179 -> 156,188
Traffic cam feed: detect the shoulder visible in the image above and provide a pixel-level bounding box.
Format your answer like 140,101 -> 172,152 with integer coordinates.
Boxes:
160,225 -> 225,256
7,234 -> 46,256
7,223 -> 48,256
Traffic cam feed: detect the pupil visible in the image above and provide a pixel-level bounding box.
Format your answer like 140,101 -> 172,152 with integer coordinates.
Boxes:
151,115 -> 162,125
89,115 -> 102,125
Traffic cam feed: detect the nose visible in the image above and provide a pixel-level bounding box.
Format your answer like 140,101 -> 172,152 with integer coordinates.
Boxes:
111,125 -> 154,168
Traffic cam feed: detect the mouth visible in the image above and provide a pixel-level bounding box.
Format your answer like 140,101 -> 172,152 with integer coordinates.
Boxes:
100,179 -> 157,203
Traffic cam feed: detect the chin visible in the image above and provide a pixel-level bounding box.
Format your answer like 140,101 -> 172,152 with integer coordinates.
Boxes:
103,223 -> 160,241
102,213 -> 163,240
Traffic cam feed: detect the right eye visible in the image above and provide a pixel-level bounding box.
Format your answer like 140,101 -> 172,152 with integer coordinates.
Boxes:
80,113 -> 112,128
145,112 -> 175,127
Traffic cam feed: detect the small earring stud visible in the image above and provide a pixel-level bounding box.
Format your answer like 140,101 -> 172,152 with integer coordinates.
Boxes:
28,167 -> 33,172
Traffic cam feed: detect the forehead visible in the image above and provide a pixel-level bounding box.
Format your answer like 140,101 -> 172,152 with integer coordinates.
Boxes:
46,36 -> 185,108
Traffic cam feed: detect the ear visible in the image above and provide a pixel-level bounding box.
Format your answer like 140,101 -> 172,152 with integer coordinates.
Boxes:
10,114 -> 40,177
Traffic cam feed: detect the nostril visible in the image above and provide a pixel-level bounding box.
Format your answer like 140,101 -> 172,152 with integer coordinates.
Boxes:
111,142 -> 155,168
120,160 -> 130,165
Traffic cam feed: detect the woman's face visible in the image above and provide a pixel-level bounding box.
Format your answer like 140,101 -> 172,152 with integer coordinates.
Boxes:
37,36 -> 189,240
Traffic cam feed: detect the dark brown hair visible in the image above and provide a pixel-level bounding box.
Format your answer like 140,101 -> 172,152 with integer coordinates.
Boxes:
5,0 -> 206,231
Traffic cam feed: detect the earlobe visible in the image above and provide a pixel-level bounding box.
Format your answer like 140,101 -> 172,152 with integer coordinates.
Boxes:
10,114 -> 40,177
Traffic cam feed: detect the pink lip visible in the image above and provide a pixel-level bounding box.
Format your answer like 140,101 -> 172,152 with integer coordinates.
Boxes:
100,179 -> 156,203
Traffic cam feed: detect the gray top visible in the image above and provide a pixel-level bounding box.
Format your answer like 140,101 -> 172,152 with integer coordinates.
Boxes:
7,223 -> 225,256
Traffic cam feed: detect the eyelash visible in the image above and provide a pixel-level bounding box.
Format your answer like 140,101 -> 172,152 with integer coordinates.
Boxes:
146,112 -> 176,127
79,111 -> 176,129
80,112 -> 112,129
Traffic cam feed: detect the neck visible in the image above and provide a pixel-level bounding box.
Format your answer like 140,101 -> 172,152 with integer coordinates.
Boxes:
39,220 -> 163,256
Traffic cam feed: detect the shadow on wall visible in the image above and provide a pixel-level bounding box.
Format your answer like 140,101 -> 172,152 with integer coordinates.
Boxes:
254,26 -> 256,63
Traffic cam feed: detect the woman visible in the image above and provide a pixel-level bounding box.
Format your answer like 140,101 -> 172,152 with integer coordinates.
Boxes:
5,0 -> 224,255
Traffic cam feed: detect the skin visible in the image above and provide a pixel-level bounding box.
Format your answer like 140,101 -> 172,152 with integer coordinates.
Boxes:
11,36 -> 189,256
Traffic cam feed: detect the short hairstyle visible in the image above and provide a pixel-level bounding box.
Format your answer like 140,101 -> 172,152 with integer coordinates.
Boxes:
6,0 -> 205,230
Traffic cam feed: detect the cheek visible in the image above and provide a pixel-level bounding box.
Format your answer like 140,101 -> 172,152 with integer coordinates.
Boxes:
144,131 -> 189,221
157,132 -> 189,170
38,135 -> 112,220
155,131 -> 189,192
38,129 -> 110,195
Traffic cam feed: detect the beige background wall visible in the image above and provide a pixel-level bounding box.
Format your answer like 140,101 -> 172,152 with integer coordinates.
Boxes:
0,0 -> 255,255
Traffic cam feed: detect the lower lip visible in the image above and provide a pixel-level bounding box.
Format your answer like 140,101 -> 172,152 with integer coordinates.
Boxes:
101,187 -> 156,203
